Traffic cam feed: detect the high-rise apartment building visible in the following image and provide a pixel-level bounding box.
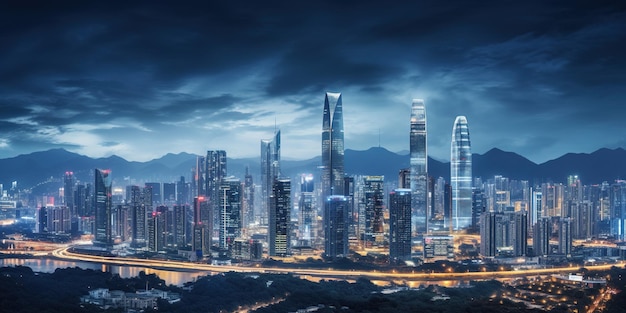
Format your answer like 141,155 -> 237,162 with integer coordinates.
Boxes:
261,130 -> 280,226
218,178 -> 241,250
147,211 -> 165,252
558,217 -> 572,256
63,171 -> 75,216
363,176 -> 384,244
129,185 -> 152,248
398,168 -> 410,189
194,156 -> 206,197
344,176 -> 356,238
410,99 -> 427,235
324,195 -> 349,258
176,176 -> 189,205
173,204 -> 188,248
145,182 -> 161,205
610,181 -> 626,240
206,150 -> 227,237
480,211 -> 527,257
533,217 -> 551,257
94,169 -> 112,247
243,167 -> 254,228
451,116 -> 472,230
321,92 -> 345,198
389,189 -> 412,262
192,196 -> 211,257
299,174 -> 315,246
163,183 -> 176,203
269,179 -> 291,256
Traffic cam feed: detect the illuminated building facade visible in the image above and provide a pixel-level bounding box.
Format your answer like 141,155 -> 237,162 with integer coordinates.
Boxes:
321,92 -> 345,199
192,196 -> 211,256
324,195 -> 348,258
269,179 -> 291,256
63,171 -> 75,216
299,174 -> 315,246
451,116 -> 472,230
363,175 -> 384,244
480,211 -> 527,257
218,178 -> 241,250
389,189 -> 412,262
243,167 -> 254,228
206,150 -> 227,236
261,130 -> 280,226
94,169 -> 112,247
410,99 -> 428,234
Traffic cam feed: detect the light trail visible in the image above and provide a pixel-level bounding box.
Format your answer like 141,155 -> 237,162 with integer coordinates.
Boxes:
51,247 -> 626,282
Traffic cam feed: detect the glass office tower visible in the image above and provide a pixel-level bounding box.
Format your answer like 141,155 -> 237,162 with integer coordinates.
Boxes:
322,92 -> 345,199
451,116 -> 472,230
410,99 -> 427,235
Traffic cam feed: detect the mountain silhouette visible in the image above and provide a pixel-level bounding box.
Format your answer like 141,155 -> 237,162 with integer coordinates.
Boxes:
1,147 -> 626,192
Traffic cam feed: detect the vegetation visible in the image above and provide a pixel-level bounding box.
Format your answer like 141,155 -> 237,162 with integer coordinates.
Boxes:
4,265 -> 626,312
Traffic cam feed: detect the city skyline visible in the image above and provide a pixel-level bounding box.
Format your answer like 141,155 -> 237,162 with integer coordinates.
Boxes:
0,2 -> 624,164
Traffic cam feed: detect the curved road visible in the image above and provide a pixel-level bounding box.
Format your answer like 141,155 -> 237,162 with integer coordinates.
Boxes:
52,247 -> 626,282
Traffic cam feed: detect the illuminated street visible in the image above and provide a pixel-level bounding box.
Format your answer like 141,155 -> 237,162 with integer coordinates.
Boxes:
51,246 -> 626,283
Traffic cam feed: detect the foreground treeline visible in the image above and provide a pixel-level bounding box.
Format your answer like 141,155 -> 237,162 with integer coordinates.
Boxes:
3,265 -> 626,312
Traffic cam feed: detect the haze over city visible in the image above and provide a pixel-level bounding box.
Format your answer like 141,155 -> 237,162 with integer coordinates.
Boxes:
1,1 -> 624,163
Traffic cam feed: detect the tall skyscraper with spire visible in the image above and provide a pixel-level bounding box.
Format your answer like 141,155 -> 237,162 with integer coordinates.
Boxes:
322,92 -> 344,199
322,92 -> 346,258
261,130 -> 280,226
451,116 -> 472,230
410,99 -> 427,235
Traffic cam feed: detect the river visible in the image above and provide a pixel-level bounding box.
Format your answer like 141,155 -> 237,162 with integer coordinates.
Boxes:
0,257 -> 208,286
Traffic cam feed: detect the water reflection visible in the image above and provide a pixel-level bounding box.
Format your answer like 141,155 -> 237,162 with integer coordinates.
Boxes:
0,258 -> 206,286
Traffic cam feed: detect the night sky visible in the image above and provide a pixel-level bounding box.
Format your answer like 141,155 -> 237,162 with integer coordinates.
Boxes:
1,1 -> 624,163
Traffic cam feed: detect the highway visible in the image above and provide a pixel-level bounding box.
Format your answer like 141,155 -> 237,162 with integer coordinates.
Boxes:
51,247 -> 626,282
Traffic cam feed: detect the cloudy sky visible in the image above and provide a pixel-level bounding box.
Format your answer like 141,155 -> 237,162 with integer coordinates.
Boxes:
0,1 -> 624,163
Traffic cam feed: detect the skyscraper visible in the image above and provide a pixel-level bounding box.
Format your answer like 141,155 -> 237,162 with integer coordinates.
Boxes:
610,181 -> 626,240
389,189 -> 412,262
206,150 -> 227,237
194,156 -> 206,197
533,217 -> 551,257
269,179 -> 291,256
145,182 -> 161,205
94,169 -> 112,247
218,178 -> 242,250
63,171 -> 75,216
363,175 -> 384,244
192,196 -> 211,257
147,211 -> 165,252
324,195 -> 349,258
321,92 -> 345,198
480,211 -> 527,257
173,204 -> 188,248
299,174 -> 315,246
451,116 -> 472,230
558,217 -> 572,256
130,185 -> 151,248
243,167 -> 254,227
410,99 -> 427,235
261,130 -> 280,226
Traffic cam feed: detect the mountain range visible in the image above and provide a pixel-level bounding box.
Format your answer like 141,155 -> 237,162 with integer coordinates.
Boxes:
1,147 -> 625,192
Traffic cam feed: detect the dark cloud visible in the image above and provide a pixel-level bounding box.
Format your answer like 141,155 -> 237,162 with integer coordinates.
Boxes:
265,43 -> 403,96
0,1 -> 624,162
